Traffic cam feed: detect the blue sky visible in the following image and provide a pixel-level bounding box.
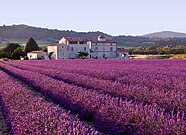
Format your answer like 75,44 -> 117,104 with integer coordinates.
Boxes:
0,0 -> 186,36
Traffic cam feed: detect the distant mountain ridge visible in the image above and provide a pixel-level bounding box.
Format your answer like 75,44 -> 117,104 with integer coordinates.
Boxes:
0,24 -> 111,42
1,24 -> 186,47
143,31 -> 186,38
0,24 -> 153,46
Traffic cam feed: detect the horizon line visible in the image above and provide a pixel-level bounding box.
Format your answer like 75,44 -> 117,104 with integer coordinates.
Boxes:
1,23 -> 186,37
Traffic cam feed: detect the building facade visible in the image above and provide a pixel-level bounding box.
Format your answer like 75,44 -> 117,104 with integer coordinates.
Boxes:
27,51 -> 48,60
117,48 -> 129,59
48,38 -> 90,59
88,33 -> 117,59
47,33 -> 117,59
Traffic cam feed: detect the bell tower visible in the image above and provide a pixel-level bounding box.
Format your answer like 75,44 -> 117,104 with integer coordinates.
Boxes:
98,33 -> 106,42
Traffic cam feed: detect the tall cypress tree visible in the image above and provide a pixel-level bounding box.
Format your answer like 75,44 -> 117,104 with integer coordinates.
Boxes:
25,37 -> 39,54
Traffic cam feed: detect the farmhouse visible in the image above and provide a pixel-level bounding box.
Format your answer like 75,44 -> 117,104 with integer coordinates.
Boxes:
47,33 -> 117,59
27,51 -> 48,60
88,33 -> 117,59
48,37 -> 90,59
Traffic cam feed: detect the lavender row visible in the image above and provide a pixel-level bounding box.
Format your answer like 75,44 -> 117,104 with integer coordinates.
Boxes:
0,71 -> 97,135
11,60 -> 186,82
1,63 -> 185,134
9,60 -> 126,80
0,106 -> 9,135
10,60 -> 186,94
6,61 -> 186,112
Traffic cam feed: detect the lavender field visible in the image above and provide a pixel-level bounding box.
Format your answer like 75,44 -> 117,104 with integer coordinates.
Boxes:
0,60 -> 185,134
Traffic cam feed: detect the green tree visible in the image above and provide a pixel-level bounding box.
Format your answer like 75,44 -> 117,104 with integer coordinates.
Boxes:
78,51 -> 89,59
25,37 -> 39,54
3,43 -> 21,58
0,51 -> 9,58
11,47 -> 25,60
158,49 -> 166,55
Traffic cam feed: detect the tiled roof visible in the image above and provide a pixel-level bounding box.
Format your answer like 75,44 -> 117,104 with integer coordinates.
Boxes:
91,40 -> 117,43
65,37 -> 88,42
28,50 -> 45,54
48,44 -> 62,46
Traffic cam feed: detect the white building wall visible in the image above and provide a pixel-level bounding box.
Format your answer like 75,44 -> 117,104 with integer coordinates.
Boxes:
27,53 -> 37,60
68,44 -> 90,59
57,44 -> 69,59
27,52 -> 47,60
47,46 -> 58,59
37,52 -> 47,59
91,51 -> 116,59
59,37 -> 68,44
48,36 -> 117,59
91,44 -> 117,58
47,44 -> 90,59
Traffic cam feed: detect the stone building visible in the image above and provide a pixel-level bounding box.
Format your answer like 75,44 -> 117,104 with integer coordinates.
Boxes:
27,51 -> 48,60
47,37 -> 90,59
47,33 -> 117,59
88,33 -> 117,59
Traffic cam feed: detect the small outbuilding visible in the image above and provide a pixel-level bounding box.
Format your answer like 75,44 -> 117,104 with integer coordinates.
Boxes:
27,51 -> 48,60
117,48 -> 129,59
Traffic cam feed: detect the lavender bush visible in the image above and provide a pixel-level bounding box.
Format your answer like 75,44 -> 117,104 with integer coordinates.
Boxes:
0,61 -> 185,134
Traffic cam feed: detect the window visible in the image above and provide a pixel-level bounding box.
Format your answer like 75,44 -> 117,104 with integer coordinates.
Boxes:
110,47 -> 113,51
62,46 -> 64,49
69,42 -> 78,44
84,47 -> 86,51
95,47 -> 98,51
71,47 -> 74,51
102,47 -> 105,51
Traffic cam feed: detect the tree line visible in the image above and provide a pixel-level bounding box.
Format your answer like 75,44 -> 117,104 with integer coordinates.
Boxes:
0,37 -> 39,60
128,45 -> 186,55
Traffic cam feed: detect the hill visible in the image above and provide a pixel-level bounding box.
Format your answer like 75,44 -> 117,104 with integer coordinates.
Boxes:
0,24 -> 109,43
143,31 -> 186,38
1,25 -> 186,47
0,24 -> 153,46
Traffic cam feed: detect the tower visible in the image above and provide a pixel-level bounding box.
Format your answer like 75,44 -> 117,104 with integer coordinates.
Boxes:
98,33 -> 106,42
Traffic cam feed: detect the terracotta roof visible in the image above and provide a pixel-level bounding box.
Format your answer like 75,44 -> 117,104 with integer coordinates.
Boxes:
28,50 -> 45,54
91,40 -> 117,43
48,44 -> 62,46
65,37 -> 88,42
48,44 -> 58,46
